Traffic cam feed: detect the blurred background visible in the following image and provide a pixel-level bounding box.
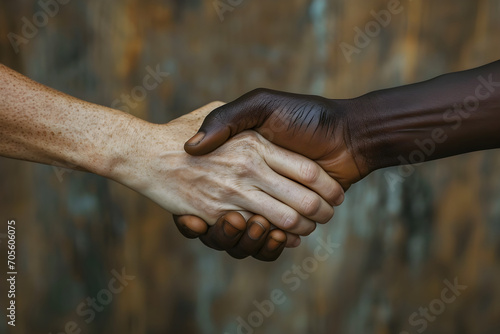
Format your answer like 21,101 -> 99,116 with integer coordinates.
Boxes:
1,0 -> 500,333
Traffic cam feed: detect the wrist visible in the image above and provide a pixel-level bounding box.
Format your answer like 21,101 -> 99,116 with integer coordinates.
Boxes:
346,86 -> 459,173
97,101 -> 223,196
344,89 -> 433,174
336,94 -> 386,177
90,113 -> 165,187
343,62 -> 500,174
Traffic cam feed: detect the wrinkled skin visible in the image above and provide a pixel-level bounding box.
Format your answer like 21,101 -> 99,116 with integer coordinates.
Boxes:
175,89 -> 365,261
185,88 -> 365,190
177,60 -> 500,261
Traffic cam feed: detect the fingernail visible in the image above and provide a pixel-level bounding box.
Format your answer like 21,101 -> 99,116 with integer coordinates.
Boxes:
223,220 -> 241,238
267,238 -> 284,252
248,222 -> 266,240
186,132 -> 205,146
334,193 -> 345,206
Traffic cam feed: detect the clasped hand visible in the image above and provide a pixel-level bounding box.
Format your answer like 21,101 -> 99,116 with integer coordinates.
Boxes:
173,89 -> 366,261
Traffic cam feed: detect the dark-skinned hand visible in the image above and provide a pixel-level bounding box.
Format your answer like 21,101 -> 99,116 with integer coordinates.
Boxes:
178,61 -> 500,260
174,212 -> 287,261
175,88 -> 364,260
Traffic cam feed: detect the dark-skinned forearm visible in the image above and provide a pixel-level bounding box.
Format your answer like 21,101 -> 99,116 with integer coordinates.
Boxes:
347,60 -> 500,174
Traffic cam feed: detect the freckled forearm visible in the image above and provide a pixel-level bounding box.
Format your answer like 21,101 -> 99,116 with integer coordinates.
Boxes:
0,64 -> 143,177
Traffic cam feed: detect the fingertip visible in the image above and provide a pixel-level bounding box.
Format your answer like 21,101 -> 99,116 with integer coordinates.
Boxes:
184,134 -> 207,156
292,237 -> 301,247
269,229 -> 287,243
285,233 -> 301,248
188,217 -> 209,235
252,229 -> 287,262
334,192 -> 345,206
173,215 -> 208,239
184,129 -> 231,156
266,238 -> 285,253
221,212 -> 247,231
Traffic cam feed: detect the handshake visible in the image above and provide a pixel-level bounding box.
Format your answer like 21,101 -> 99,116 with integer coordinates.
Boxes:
167,60 -> 500,261
169,56 -> 500,261
169,89 -> 365,261
1,60 -> 499,262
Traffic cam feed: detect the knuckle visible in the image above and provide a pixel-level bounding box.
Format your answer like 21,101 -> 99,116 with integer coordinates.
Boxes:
300,194 -> 322,217
232,155 -> 257,177
240,131 -> 261,146
235,153 -> 254,167
251,87 -> 272,99
222,186 -> 240,201
282,211 -> 301,230
228,135 -> 267,177
299,161 -> 321,184
230,132 -> 262,152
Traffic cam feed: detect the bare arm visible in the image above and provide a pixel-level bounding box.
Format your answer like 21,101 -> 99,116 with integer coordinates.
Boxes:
0,63 -> 138,175
184,60 -> 500,188
351,60 -> 500,173
0,64 -> 344,240
178,60 -> 500,253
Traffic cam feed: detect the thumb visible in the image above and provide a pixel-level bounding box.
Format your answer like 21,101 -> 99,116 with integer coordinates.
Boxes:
184,108 -> 233,156
184,97 -> 263,156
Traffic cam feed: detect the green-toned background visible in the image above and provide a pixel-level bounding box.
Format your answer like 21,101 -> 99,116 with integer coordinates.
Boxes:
1,0 -> 500,333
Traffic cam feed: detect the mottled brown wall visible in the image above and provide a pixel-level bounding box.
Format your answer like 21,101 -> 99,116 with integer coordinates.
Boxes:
1,0 -> 500,333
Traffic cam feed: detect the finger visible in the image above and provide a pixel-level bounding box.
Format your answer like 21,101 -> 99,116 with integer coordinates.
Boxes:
256,163 -> 335,224
262,142 -> 345,207
199,212 -> 246,251
253,229 -> 287,262
238,191 -> 317,236
236,215 -> 301,249
184,90 -> 267,156
173,215 -> 208,239
226,215 -> 271,259
184,116 -> 232,156
285,232 -> 301,248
